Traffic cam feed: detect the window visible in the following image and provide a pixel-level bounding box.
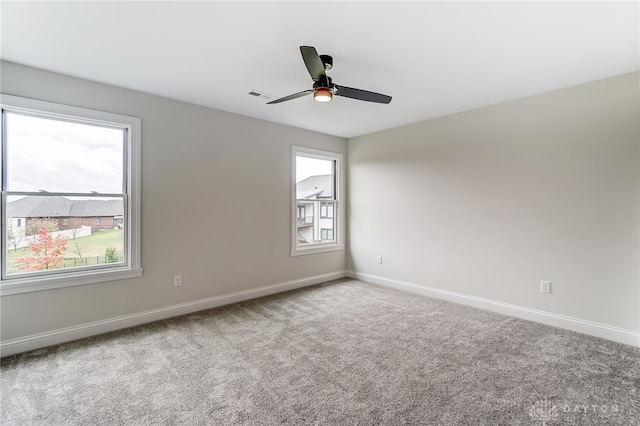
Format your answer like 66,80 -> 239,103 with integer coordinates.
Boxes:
291,146 -> 342,255
320,202 -> 334,218
1,94 -> 142,295
320,228 -> 334,241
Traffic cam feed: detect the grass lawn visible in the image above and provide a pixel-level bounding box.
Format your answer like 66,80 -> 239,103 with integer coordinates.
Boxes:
6,228 -> 124,274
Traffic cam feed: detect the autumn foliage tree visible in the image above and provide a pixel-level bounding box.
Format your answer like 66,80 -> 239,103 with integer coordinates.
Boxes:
17,226 -> 69,271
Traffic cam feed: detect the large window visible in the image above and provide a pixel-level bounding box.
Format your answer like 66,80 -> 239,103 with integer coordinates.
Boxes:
291,146 -> 342,255
1,94 -> 142,295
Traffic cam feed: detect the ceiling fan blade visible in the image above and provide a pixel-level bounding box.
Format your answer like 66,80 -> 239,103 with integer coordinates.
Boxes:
267,89 -> 314,104
334,85 -> 392,104
300,46 -> 326,82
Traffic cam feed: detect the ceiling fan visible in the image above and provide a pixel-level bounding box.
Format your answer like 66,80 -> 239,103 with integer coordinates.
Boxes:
267,46 -> 392,105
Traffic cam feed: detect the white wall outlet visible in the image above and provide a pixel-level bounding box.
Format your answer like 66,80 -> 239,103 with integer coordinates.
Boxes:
376,256 -> 383,264
174,275 -> 183,287
540,280 -> 551,294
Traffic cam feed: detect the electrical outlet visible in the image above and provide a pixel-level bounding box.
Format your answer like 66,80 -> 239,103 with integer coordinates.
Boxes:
174,275 -> 183,287
376,256 -> 382,264
540,280 -> 551,294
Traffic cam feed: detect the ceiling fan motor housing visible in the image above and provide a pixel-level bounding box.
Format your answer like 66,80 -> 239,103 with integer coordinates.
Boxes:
320,54 -> 333,70
313,77 -> 337,93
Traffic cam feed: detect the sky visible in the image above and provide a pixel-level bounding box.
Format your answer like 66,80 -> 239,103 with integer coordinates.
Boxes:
6,112 -> 124,194
296,156 -> 332,183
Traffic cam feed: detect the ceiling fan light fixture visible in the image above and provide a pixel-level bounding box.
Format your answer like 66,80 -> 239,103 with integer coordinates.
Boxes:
266,46 -> 391,105
314,87 -> 333,102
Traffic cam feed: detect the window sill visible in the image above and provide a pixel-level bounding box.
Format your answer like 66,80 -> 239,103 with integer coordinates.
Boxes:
291,243 -> 344,257
0,267 -> 143,296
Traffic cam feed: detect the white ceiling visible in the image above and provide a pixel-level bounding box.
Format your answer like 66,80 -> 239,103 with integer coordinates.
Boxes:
1,1 -> 638,138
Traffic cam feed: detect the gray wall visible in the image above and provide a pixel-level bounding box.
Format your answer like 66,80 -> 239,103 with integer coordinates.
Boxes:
0,61 -> 347,340
2,61 -> 638,345
348,72 -> 639,331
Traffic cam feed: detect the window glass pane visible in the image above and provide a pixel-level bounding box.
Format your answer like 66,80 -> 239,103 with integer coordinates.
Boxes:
296,156 -> 334,199
5,112 -> 124,193
5,195 -> 125,276
295,154 -> 337,246
293,148 -> 340,253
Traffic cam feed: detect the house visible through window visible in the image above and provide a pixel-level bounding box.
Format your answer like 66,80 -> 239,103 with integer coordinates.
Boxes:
1,94 -> 142,295
292,146 -> 342,255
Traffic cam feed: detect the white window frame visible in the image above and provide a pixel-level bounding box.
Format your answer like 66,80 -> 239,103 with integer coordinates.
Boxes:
291,145 -> 343,256
0,94 -> 142,295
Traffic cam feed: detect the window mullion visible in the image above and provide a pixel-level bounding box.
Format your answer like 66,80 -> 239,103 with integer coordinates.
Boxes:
4,191 -> 125,198
1,108 -> 8,193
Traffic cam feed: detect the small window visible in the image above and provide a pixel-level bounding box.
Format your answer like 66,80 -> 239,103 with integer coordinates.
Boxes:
291,146 -> 342,255
1,94 -> 142,295
320,228 -> 334,241
320,202 -> 334,218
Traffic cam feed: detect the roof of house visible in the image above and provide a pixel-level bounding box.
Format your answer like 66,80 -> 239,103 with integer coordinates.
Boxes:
296,175 -> 333,199
7,196 -> 123,218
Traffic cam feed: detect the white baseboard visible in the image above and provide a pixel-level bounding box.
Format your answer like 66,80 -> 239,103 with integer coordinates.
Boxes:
347,271 -> 640,348
0,271 -> 348,357
3,269 -> 636,356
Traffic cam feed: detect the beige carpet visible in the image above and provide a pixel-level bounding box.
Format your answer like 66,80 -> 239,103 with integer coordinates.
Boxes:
1,279 -> 638,425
